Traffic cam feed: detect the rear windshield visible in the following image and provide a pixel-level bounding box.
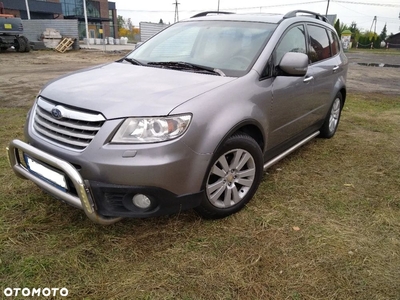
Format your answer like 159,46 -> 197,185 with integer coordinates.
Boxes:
129,20 -> 277,77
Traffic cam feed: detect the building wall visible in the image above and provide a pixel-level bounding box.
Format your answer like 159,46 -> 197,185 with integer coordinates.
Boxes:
387,33 -> 400,48
110,6 -> 117,38
3,0 -> 117,40
2,0 -> 63,19
99,0 -> 110,37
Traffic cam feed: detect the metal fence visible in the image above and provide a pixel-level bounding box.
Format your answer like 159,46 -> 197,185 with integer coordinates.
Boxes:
22,19 -> 79,42
139,22 -> 169,42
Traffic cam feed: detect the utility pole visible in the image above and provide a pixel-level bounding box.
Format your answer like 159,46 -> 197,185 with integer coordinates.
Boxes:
83,0 -> 89,45
173,0 -> 180,23
217,0 -> 220,12
325,0 -> 330,17
25,0 -> 31,19
370,16 -> 377,34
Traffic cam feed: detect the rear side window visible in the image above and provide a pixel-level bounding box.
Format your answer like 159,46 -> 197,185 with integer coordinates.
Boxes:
307,25 -> 331,63
327,30 -> 340,56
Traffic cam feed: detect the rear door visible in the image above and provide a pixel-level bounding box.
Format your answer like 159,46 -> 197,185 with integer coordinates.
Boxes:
306,24 -> 340,123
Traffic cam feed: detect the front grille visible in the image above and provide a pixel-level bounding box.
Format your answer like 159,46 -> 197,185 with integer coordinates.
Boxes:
33,97 -> 105,151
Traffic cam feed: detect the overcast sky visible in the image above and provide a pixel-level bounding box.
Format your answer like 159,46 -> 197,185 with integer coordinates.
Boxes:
113,0 -> 400,36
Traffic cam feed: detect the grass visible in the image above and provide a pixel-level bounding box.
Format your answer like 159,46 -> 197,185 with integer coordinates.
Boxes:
1,93 -> 400,299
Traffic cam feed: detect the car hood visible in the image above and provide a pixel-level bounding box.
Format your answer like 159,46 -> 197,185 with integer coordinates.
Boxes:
40,62 -> 236,119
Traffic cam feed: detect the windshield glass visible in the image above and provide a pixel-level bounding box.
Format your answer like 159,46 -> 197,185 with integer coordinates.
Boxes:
128,20 -> 277,77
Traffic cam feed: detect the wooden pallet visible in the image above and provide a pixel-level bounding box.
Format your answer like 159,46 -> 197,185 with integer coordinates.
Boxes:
55,37 -> 74,53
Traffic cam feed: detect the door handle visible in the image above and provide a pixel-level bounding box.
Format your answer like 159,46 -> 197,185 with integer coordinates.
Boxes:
333,66 -> 339,71
303,76 -> 314,83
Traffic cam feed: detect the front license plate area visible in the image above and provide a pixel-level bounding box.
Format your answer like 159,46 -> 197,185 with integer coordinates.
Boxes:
24,154 -> 68,191
4,24 -> 12,29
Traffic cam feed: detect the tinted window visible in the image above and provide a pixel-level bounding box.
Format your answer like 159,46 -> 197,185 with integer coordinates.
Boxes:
307,25 -> 331,63
274,25 -> 307,65
328,30 -> 340,56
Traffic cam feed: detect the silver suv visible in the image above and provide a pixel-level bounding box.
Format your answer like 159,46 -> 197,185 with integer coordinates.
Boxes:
8,10 -> 348,224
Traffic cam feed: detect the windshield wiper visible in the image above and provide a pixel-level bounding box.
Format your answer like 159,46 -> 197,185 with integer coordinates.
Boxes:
147,61 -> 225,76
122,57 -> 143,66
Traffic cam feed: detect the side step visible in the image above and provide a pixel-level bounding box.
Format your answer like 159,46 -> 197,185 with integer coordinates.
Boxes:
263,131 -> 320,171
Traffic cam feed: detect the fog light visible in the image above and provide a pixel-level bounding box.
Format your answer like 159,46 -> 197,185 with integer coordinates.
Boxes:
132,194 -> 151,209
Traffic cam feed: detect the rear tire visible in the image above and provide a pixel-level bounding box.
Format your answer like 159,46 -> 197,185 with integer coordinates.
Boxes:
195,134 -> 263,219
22,36 -> 31,52
16,37 -> 26,53
319,92 -> 343,138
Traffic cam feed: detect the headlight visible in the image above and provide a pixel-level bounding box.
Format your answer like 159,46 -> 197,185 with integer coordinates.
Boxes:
111,114 -> 192,143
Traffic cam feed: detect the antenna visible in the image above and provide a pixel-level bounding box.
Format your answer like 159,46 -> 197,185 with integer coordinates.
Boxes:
173,0 -> 180,23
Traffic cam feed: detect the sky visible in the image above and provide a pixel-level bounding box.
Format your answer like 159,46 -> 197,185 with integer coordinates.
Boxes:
113,0 -> 400,36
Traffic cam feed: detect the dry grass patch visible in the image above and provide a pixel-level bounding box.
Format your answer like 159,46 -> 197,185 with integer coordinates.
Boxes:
1,93 -> 399,299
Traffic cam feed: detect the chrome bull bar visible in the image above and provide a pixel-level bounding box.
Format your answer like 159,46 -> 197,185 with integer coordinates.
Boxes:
7,139 -> 122,225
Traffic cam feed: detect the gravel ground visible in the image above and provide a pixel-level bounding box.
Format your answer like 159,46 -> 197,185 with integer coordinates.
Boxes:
346,52 -> 400,95
0,49 -> 399,109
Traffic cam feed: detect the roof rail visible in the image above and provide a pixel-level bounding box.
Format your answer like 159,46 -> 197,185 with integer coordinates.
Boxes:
191,11 -> 234,18
283,10 -> 328,23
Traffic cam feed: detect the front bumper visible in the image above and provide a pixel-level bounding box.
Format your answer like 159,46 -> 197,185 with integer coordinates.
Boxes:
7,139 -> 203,224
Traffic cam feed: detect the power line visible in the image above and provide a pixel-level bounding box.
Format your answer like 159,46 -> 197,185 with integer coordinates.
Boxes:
332,0 -> 399,7
117,1 -> 326,13
118,0 -> 398,13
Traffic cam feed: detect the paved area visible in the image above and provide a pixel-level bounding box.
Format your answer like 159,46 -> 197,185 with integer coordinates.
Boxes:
79,43 -> 136,52
346,51 -> 400,67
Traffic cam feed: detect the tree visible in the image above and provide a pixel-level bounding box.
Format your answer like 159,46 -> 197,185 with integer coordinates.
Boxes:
117,16 -> 139,42
117,15 -> 125,30
334,19 -> 341,36
379,23 -> 387,41
334,19 -> 349,38
159,18 -> 164,24
126,18 -> 133,31
349,21 -> 361,46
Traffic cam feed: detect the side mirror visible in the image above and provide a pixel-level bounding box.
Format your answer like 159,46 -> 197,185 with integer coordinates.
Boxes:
279,52 -> 308,76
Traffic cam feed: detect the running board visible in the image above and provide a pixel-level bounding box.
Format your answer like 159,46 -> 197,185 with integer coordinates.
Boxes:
263,131 -> 320,171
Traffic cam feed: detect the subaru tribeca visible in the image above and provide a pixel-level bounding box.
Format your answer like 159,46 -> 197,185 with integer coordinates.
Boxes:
7,10 -> 348,224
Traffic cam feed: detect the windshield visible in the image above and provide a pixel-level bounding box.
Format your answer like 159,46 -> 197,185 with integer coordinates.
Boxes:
128,20 -> 277,77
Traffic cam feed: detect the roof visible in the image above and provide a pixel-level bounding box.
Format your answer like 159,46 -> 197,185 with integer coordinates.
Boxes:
386,32 -> 400,41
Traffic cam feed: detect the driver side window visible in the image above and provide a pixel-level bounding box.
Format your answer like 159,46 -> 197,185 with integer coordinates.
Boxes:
274,25 -> 307,66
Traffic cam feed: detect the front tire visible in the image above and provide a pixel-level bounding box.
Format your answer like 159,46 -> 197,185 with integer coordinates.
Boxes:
319,92 -> 343,138
195,134 -> 263,219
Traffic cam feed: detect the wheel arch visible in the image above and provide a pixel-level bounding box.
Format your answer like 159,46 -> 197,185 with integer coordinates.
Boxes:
213,120 -> 265,155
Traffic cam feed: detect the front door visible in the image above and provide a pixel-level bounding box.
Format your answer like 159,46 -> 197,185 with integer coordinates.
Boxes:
268,24 -> 314,148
